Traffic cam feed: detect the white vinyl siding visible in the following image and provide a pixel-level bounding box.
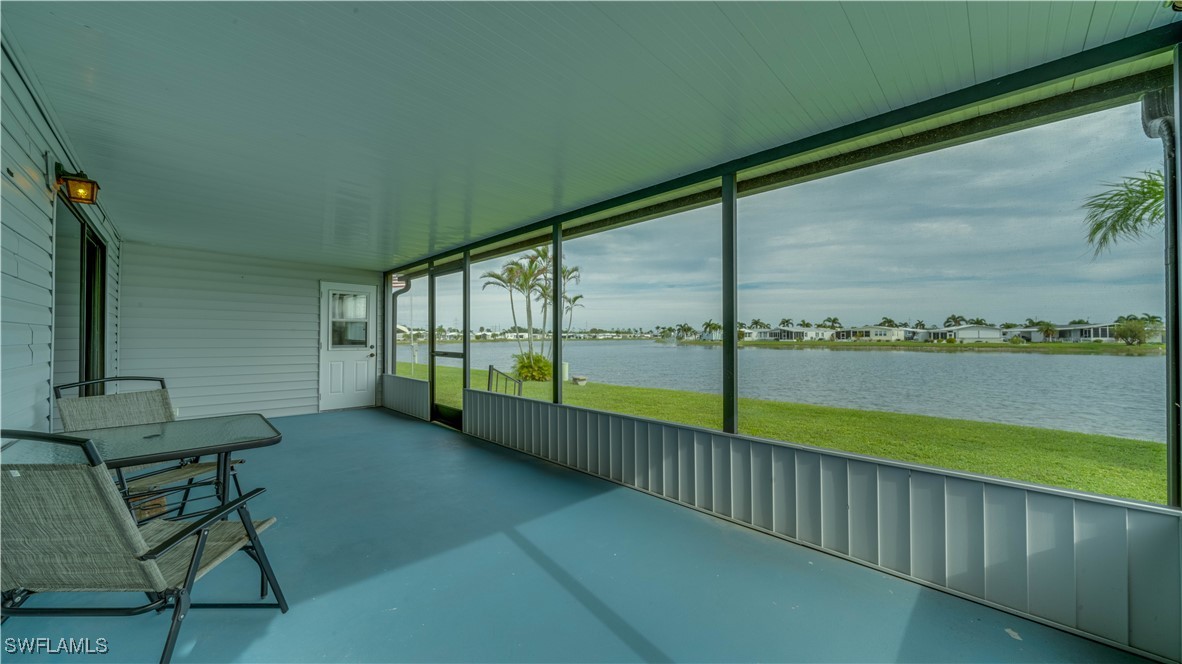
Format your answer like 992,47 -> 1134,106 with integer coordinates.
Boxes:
1,41 -> 120,430
119,243 -> 382,419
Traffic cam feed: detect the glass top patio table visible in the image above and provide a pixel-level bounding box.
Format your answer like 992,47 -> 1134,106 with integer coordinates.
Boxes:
60,414 -> 281,469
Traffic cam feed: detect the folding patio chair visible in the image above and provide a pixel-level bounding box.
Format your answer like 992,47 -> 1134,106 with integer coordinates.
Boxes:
0,429 -> 287,664
54,376 -> 243,519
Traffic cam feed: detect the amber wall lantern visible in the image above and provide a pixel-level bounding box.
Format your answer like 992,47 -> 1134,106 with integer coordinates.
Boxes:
55,162 -> 100,204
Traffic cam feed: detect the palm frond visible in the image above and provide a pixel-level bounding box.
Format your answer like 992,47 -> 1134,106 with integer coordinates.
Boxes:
1082,170 -> 1165,256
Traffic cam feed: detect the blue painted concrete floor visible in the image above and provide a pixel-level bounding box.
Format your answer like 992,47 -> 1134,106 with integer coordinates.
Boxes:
3,408 -> 1150,663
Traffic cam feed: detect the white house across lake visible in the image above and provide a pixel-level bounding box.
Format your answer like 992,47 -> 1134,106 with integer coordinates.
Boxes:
739,321 -> 1155,344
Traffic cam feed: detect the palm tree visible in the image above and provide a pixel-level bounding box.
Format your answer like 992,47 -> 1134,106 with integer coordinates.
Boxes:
514,254 -> 547,357
563,293 -> 584,336
1115,314 -> 1141,323
675,322 -> 696,340
701,319 -> 722,339
1141,313 -> 1163,325
1083,170 -> 1164,256
1068,319 -> 1090,325
966,317 -> 988,326
1037,321 -> 1058,343
532,245 -> 552,344
799,320 -> 813,328
748,319 -> 770,330
481,265 -> 524,354
878,316 -> 897,328
913,320 -> 926,330
944,314 -> 966,327
778,318 -> 794,328
822,316 -> 842,329
534,254 -> 581,359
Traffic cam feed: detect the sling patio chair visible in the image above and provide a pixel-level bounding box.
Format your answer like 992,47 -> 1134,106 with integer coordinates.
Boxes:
54,376 -> 243,520
0,429 -> 288,664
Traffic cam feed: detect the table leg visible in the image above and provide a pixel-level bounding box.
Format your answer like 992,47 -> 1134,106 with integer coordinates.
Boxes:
216,452 -> 229,509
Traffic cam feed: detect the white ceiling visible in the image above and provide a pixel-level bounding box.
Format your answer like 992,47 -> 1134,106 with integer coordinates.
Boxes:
3,2 -> 1179,271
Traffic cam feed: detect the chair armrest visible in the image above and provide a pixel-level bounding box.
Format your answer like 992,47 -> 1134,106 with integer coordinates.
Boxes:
138,488 -> 266,560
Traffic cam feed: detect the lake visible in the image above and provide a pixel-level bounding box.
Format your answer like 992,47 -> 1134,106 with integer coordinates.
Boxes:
410,340 -> 1166,442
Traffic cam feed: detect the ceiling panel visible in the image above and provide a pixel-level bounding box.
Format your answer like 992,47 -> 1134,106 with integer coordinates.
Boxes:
1,2 -> 1178,271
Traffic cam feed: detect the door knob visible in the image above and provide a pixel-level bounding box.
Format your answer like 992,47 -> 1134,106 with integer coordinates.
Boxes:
368,353 -> 375,358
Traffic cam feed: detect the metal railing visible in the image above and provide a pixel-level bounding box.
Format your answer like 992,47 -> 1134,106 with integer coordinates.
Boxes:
487,365 -> 522,396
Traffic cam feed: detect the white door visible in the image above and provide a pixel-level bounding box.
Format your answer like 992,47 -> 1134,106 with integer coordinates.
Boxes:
320,282 -> 377,410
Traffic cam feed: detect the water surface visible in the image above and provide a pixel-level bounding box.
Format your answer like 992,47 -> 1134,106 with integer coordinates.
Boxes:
410,340 -> 1165,442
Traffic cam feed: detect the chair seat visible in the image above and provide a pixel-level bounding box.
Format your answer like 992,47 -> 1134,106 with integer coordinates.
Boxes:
140,517 -> 276,587
1,428 -> 287,664
124,459 -> 244,492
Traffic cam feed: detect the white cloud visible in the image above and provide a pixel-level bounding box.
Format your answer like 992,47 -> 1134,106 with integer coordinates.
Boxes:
427,103 -> 1167,331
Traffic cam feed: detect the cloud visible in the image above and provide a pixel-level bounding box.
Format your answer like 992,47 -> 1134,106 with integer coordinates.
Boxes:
432,102 -> 1167,331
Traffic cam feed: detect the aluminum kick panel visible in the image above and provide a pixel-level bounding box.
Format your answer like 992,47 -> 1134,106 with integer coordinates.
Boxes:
463,389 -> 1182,662
382,375 -> 429,420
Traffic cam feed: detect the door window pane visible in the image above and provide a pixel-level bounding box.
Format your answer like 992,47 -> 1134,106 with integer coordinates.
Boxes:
333,293 -> 367,319
330,292 -> 369,348
331,321 -> 368,347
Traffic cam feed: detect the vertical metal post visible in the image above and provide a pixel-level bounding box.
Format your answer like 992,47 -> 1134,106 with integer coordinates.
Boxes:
722,173 -> 738,434
462,252 -> 471,391
427,265 -> 436,419
552,224 -> 563,404
1169,46 -> 1182,506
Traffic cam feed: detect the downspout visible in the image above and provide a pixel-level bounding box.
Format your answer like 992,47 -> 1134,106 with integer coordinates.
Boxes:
389,274 -> 411,374
1142,86 -> 1180,506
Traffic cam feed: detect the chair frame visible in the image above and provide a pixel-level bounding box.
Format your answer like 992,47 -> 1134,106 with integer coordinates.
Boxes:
53,375 -> 171,400
53,376 -> 244,521
0,430 -> 288,664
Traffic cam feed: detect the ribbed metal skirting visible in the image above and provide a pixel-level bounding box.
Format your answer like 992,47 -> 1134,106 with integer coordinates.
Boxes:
463,389 -> 1182,662
381,375 -> 429,420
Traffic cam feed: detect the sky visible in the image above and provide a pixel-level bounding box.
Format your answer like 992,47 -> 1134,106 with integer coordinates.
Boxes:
405,102 -> 1166,332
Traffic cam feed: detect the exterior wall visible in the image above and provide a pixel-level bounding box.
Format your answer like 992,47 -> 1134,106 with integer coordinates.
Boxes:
953,326 -> 1002,342
382,374 -> 429,420
857,326 -> 905,341
1,39 -> 121,430
119,243 -> 381,419
463,389 -> 1182,662
775,327 -> 832,341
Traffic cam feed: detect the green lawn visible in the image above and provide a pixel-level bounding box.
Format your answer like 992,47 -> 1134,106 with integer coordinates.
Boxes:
398,362 -> 1166,504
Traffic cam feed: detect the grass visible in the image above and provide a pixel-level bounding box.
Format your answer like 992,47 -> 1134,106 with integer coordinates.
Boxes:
398,362 -> 1166,504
